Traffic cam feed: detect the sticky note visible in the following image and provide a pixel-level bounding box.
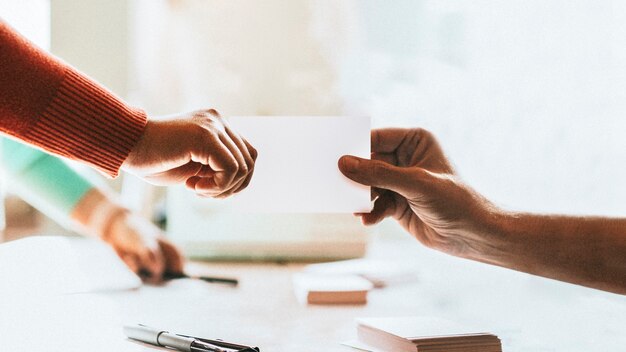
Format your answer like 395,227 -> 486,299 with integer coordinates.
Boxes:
224,116 -> 371,213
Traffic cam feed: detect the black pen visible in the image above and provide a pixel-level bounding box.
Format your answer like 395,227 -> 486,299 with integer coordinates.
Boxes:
138,270 -> 239,286
163,272 -> 239,286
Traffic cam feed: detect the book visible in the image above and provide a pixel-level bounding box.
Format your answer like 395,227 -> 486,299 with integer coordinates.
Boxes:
292,273 -> 373,305
355,317 -> 502,352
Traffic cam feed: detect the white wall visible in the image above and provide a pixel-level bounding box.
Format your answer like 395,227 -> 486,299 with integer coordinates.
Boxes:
5,0 -> 625,223
50,0 -> 130,98
130,0 -> 626,218
342,0 -> 626,216
0,0 -> 50,48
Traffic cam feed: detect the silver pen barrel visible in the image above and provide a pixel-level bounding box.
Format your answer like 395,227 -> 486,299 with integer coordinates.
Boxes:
124,324 -> 194,351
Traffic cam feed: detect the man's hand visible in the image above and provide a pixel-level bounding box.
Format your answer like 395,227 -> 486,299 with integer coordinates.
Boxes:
338,128 -> 499,259
123,109 -> 257,198
339,128 -> 626,294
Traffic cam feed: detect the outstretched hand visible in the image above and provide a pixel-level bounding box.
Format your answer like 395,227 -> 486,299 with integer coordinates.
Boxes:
123,109 -> 257,198
338,128 -> 498,258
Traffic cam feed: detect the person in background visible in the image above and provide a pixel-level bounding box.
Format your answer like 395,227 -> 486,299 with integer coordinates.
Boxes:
339,128 -> 626,295
1,137 -> 183,282
0,20 -> 256,198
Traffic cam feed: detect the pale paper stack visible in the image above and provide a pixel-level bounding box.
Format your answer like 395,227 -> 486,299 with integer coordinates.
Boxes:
349,317 -> 502,352
292,273 -> 373,305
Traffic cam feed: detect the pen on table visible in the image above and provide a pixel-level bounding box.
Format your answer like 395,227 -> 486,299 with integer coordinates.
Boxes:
163,272 -> 239,286
138,270 -> 239,286
124,324 -> 225,352
123,324 -> 259,352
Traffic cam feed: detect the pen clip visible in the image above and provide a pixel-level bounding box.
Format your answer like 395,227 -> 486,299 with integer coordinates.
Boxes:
177,334 -> 259,352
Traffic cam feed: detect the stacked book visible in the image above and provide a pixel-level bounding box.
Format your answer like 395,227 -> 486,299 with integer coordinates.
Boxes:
353,317 -> 502,352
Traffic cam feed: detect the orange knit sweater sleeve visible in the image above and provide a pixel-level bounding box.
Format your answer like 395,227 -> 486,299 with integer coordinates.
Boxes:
0,21 -> 146,177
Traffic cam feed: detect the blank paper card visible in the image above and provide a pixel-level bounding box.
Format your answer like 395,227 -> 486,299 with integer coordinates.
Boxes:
225,116 -> 371,213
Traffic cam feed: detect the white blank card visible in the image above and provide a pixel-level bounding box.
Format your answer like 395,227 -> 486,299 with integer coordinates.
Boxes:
225,116 -> 371,213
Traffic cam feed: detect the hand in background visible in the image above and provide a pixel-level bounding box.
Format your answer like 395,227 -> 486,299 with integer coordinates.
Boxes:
102,212 -> 184,282
72,189 -> 184,282
338,128 -> 498,259
123,109 -> 257,198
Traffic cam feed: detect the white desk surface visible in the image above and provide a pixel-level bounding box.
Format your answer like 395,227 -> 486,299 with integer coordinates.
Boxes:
3,235 -> 626,351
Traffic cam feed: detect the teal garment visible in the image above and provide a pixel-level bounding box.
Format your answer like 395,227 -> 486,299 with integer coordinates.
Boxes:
1,137 -> 93,217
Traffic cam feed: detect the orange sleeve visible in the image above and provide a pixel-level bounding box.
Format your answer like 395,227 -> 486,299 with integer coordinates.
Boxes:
0,20 -> 146,177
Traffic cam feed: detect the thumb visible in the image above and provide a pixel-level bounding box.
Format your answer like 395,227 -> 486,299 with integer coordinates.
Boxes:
338,155 -> 426,196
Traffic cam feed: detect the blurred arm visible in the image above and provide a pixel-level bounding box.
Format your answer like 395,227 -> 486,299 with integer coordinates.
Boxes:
1,138 -> 183,279
1,137 -> 92,223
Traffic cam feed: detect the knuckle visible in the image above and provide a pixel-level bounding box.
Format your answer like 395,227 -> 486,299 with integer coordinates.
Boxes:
245,155 -> 255,168
206,108 -> 221,117
415,128 -> 434,142
196,108 -> 221,118
237,164 -> 249,176
192,109 -> 222,127
224,159 -> 239,173
251,147 -> 258,160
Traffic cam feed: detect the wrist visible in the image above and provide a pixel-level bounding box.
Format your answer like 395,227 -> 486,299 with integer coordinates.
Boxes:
70,188 -> 129,239
463,205 -> 517,266
122,120 -> 153,171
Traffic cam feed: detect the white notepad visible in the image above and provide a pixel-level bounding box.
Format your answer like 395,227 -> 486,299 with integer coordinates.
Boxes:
224,116 -> 371,213
0,236 -> 141,297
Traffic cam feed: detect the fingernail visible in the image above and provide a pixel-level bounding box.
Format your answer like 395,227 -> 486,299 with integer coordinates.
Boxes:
341,156 -> 359,172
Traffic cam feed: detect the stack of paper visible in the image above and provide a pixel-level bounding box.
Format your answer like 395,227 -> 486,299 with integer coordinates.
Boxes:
292,273 -> 373,305
352,317 -> 502,352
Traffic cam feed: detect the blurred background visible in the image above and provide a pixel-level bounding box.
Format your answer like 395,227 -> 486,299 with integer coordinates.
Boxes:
2,0 -> 626,256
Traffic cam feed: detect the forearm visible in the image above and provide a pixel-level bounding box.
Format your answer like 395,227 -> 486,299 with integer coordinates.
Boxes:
2,138 -> 93,224
477,212 -> 626,294
1,137 -> 127,238
0,21 -> 146,177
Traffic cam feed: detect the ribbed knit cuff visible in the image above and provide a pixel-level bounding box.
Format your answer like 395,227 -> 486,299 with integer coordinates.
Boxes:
25,68 -> 147,177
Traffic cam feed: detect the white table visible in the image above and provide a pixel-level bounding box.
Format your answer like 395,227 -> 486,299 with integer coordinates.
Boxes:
2,235 -> 625,351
